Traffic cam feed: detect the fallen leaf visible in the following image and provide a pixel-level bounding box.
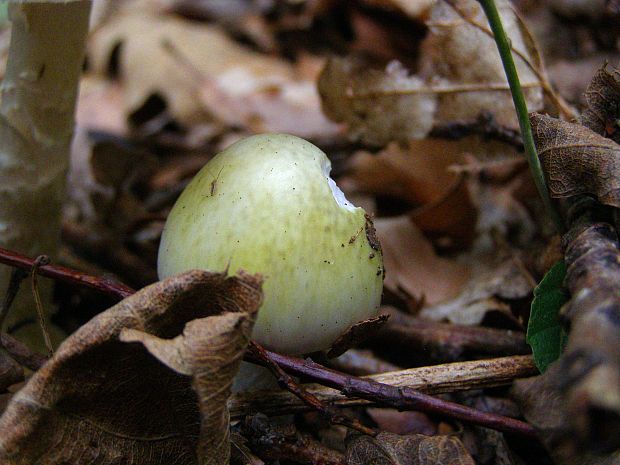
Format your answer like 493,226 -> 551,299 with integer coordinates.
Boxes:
421,0 -> 543,129
88,10 -> 338,139
346,431 -> 475,465
243,414 -> 345,465
0,270 -> 263,465
375,216 -> 469,306
340,140 -> 477,246
318,57 -> 437,146
231,432 -> 265,465
121,312 -> 256,463
420,258 -> 533,327
530,112 -> 620,208
580,65 -> 620,144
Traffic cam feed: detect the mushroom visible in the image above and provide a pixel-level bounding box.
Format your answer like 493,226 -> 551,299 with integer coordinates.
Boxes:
158,134 -> 383,388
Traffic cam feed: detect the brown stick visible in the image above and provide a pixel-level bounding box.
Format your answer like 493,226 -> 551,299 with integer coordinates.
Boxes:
246,346 -> 537,437
430,112 -> 523,149
0,333 -> 47,371
0,246 -> 134,300
230,355 -> 537,418
247,342 -> 376,436
374,319 -> 530,361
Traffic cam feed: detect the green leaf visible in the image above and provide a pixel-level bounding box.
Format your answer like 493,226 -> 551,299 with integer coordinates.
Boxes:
527,260 -> 569,373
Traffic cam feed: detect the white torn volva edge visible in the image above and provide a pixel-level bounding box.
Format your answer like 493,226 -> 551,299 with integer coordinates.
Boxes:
321,159 -> 357,212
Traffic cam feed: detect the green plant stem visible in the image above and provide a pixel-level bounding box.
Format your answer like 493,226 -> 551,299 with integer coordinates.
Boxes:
477,0 -> 565,233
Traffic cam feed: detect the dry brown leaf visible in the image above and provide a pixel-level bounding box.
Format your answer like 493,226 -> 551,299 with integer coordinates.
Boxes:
121,313 -> 256,464
341,140 -> 477,244
580,65 -> 620,144
531,112 -> 620,207
346,431 -> 475,465
375,216 -> 469,305
75,76 -> 128,135
88,11 -> 338,139
420,258 -> 532,326
318,57 -> 437,146
421,0 -> 543,129
0,270 -> 263,465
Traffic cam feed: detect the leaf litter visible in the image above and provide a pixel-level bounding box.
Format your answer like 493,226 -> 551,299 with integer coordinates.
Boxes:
1,0 -> 620,464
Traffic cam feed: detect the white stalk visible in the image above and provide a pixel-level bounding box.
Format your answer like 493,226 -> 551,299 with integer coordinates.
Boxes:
0,1 -> 91,340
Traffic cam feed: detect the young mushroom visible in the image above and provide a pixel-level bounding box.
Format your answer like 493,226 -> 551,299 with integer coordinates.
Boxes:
158,134 -> 383,387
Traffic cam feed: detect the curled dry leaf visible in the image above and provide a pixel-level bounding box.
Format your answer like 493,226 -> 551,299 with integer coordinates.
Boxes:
121,313 -> 256,464
0,270 -> 263,465
375,216 -> 469,306
580,65 -> 620,144
531,112 -> 620,208
346,431 -> 475,465
318,0 -> 543,145
88,11 -> 338,139
340,140 -> 477,245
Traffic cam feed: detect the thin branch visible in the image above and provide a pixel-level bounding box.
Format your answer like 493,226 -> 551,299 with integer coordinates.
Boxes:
0,268 -> 28,332
0,246 -> 134,300
346,80 -> 542,99
0,333 -> 47,371
230,355 -> 537,418
429,112 -> 523,149
247,345 -> 538,437
375,312 -> 530,361
30,256 -> 54,356
247,342 -> 377,436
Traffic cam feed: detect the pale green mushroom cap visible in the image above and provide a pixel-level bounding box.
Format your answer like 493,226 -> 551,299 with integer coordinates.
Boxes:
158,134 -> 383,354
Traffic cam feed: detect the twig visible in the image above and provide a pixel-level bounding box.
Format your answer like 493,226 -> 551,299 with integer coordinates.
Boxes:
30,256 -> 54,356
429,112 -> 523,149
0,350 -> 23,392
0,333 -> 47,371
246,347 -> 538,437
230,355 -> 537,418
374,312 -> 530,361
476,0 -> 565,233
0,268 -> 28,332
248,342 -> 376,436
0,246 -> 134,300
